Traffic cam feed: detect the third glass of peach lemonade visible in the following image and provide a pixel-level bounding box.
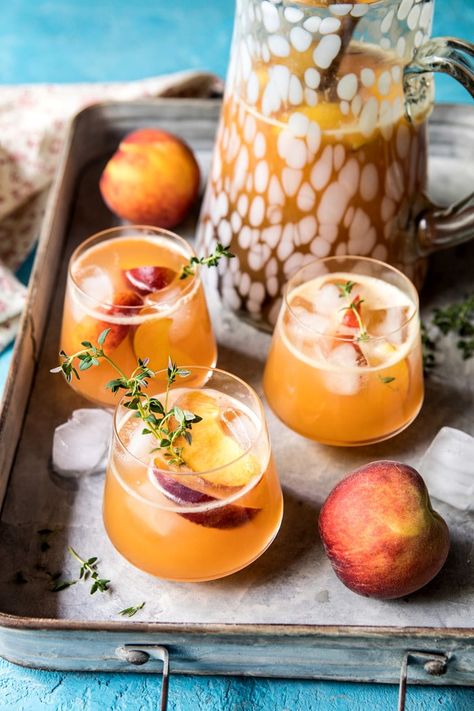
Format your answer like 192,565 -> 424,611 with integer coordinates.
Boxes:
263,256 -> 424,446
103,367 -> 283,581
60,225 -> 217,407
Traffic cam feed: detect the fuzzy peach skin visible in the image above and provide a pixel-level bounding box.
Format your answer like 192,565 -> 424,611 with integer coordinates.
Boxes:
99,128 -> 200,228
318,460 -> 450,599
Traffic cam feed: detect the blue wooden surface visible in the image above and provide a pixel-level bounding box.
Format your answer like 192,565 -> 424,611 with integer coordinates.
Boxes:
1,1 -> 473,709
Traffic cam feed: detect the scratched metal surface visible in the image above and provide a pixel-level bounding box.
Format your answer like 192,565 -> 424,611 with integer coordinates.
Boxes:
0,101 -> 473,636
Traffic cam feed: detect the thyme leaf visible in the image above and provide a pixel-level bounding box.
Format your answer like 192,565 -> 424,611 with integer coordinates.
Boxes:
336,280 -> 356,298
118,602 -> 146,618
51,547 -> 110,595
422,294 -> 474,371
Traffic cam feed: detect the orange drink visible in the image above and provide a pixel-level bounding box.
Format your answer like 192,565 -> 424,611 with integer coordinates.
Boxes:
60,226 -> 216,407
198,41 -> 430,326
263,256 -> 423,446
103,367 -> 283,581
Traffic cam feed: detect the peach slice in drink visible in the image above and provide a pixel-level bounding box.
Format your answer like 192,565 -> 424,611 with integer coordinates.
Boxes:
151,391 -> 262,528
124,265 -> 177,295
172,391 -> 260,487
72,290 -> 143,353
132,316 -> 192,373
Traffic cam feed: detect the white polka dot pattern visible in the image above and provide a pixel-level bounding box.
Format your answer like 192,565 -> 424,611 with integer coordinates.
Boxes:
196,0 -> 434,324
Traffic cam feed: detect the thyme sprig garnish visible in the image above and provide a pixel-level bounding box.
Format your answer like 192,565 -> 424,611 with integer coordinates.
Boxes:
107,356 -> 201,467
50,327 -> 111,382
348,299 -> 368,342
336,281 -> 369,341
52,331 -> 201,466
338,298 -> 369,342
336,280 -> 355,299
51,546 -> 110,595
180,242 -> 235,280
118,602 -> 146,618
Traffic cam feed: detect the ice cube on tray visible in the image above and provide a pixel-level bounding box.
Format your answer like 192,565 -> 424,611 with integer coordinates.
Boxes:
418,427 -> 474,511
52,408 -> 113,477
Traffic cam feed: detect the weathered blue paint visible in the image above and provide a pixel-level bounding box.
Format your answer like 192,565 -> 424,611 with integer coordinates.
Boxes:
0,655 -> 473,711
0,1 -> 473,709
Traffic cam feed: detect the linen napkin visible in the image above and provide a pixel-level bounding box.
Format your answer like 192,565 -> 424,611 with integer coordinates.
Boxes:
0,70 -> 221,350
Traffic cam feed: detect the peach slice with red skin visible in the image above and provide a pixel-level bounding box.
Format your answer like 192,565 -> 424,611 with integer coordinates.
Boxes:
75,290 -> 143,352
150,391 -> 262,528
341,294 -> 363,329
173,391 -> 261,488
124,266 -> 177,295
152,471 -> 259,529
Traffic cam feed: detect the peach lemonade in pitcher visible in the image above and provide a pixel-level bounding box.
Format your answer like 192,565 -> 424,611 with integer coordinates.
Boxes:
60,226 -> 225,407
263,256 -> 424,446
197,0 -> 434,326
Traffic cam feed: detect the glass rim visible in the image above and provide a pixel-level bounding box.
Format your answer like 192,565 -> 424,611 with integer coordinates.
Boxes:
112,364 -> 266,481
284,255 -> 420,342
68,224 -> 198,312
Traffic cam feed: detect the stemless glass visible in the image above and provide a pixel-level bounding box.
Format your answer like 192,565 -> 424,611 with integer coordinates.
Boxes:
103,367 -> 283,581
60,226 -> 217,407
263,255 -> 423,446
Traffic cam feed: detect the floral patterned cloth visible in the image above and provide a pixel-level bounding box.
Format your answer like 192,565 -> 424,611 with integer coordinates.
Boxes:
0,70 -> 221,351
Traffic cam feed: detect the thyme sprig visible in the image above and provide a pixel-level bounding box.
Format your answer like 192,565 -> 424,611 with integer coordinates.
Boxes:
50,327 -> 111,382
51,546 -> 110,595
348,299 -> 368,342
422,294 -> 474,371
336,282 -> 368,341
52,331 -> 201,466
118,602 -> 146,618
432,295 -> 474,360
336,280 -> 356,299
116,357 -> 202,467
180,242 -> 235,280
338,298 -> 369,342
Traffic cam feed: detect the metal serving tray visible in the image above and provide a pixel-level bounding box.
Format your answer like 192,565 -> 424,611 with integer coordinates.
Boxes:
0,99 -> 473,686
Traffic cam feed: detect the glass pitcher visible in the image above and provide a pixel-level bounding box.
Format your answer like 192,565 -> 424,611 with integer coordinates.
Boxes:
197,0 -> 474,328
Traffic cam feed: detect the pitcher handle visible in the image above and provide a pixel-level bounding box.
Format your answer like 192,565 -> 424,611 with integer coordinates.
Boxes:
404,37 -> 474,255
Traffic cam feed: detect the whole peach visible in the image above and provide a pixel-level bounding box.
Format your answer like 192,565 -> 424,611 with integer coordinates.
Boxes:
99,128 -> 200,228
318,460 -> 450,599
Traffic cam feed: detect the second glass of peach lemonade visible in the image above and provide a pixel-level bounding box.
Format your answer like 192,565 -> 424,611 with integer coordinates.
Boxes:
103,367 -> 283,581
264,256 -> 424,446
60,225 -> 217,407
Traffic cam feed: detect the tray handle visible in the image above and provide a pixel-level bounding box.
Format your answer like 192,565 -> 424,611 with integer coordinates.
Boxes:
397,650 -> 448,711
116,644 -> 170,711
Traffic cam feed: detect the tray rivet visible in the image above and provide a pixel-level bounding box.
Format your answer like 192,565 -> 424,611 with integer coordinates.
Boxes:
116,646 -> 150,665
424,658 -> 447,676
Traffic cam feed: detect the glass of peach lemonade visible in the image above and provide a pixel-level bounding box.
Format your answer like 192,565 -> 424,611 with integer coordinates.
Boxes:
263,255 -> 423,446
60,225 -> 217,407
103,367 -> 283,581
